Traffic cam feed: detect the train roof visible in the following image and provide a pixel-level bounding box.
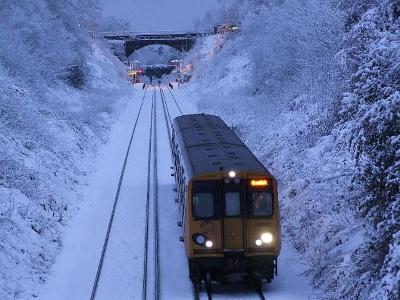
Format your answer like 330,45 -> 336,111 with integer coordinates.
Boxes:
173,114 -> 270,177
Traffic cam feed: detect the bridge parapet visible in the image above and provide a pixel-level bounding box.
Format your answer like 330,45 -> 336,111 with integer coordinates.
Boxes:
93,29 -> 216,59
95,30 -> 213,41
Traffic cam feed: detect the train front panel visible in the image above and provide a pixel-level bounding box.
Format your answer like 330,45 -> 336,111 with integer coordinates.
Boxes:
184,171 -> 280,283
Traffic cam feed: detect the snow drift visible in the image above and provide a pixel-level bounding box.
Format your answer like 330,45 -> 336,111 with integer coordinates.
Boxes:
0,1 -> 133,298
188,0 -> 399,298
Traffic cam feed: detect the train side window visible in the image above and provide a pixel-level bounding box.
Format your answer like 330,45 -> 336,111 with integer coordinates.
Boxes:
251,191 -> 273,217
225,192 -> 241,217
192,193 -> 214,218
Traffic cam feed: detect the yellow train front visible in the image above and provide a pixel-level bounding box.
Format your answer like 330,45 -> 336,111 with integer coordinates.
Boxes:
172,114 -> 281,286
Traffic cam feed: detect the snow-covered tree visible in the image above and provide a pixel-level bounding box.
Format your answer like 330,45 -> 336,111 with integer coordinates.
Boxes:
192,0 -> 399,298
0,1 -> 131,298
336,0 -> 400,297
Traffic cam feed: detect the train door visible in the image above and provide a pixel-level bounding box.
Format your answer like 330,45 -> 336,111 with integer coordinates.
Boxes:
222,183 -> 245,250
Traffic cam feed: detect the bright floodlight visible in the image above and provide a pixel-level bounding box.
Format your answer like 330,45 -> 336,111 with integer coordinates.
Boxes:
255,239 -> 263,246
261,232 -> 273,244
229,170 -> 236,178
205,240 -> 213,248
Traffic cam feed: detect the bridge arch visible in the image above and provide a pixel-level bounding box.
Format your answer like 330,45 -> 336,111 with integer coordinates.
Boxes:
124,39 -> 196,57
100,31 -> 213,61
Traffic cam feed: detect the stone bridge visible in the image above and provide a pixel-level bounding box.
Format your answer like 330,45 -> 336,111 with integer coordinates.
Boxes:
97,31 -> 214,60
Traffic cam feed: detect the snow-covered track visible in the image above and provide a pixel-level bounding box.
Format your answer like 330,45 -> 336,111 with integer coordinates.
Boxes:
142,88 -> 161,300
90,85 -> 179,300
193,284 -> 212,300
193,282 -> 267,300
256,286 -> 266,300
192,281 -> 213,300
90,88 -> 149,300
152,88 -> 161,300
166,85 -> 184,116
158,86 -> 174,144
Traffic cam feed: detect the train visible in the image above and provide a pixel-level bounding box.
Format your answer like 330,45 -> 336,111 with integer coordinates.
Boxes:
171,113 -> 281,288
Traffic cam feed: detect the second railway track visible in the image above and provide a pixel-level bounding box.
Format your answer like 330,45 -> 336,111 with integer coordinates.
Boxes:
90,85 -> 177,300
142,88 -> 161,300
90,87 -> 149,300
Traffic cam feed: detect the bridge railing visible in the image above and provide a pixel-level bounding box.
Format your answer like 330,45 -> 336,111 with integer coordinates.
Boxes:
92,30 -> 214,40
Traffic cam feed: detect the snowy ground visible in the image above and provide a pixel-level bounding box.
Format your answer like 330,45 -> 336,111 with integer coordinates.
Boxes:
39,86 -> 144,300
39,83 -> 314,300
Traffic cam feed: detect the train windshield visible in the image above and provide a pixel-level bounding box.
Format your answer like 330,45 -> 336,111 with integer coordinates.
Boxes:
225,192 -> 241,217
251,191 -> 273,217
192,180 -> 218,219
192,193 -> 214,218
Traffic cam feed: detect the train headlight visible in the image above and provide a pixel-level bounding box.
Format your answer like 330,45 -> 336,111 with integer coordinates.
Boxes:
205,240 -> 213,248
228,170 -> 236,178
260,232 -> 273,244
255,239 -> 263,246
196,235 -> 205,245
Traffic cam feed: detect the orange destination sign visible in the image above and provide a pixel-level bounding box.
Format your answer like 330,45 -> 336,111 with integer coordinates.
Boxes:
250,179 -> 268,187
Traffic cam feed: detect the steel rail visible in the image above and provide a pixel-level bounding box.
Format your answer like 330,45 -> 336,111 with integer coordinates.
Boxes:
192,284 -> 212,300
158,87 -> 173,147
193,284 -> 200,300
90,88 -> 148,300
153,88 -> 160,300
159,86 -> 178,192
193,283 -> 265,300
166,86 -> 183,116
258,291 -> 266,300
161,86 -> 203,300
257,286 -> 266,300
142,88 -> 155,300
160,86 -> 181,199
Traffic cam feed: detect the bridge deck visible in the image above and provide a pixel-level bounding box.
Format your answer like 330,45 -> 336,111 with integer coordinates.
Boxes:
97,31 -> 214,41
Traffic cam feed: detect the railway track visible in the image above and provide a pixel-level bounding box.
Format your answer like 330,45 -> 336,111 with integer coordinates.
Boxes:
193,283 -> 266,300
161,86 -> 267,300
152,88 -> 160,300
90,87 -> 148,300
90,85 -> 178,300
89,84 -> 267,299
158,84 -> 183,146
90,86 -> 162,300
165,85 -> 183,116
142,88 -> 157,300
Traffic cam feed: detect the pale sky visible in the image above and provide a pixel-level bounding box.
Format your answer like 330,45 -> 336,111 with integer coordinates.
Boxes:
100,0 -> 219,31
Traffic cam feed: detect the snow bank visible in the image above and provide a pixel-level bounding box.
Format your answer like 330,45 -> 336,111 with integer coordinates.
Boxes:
0,1 -> 134,298
188,0 -> 399,298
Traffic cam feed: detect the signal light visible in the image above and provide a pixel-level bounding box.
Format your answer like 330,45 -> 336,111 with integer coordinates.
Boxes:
250,179 -> 268,187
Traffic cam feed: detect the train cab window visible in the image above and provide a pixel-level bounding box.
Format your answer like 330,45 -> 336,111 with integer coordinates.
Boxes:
225,192 -> 241,217
251,191 -> 273,217
193,193 -> 214,218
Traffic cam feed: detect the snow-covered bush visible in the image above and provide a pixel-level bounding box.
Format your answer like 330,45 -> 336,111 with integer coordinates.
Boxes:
0,0 -> 99,86
335,0 -> 400,297
191,0 -> 399,298
0,1 -> 131,298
